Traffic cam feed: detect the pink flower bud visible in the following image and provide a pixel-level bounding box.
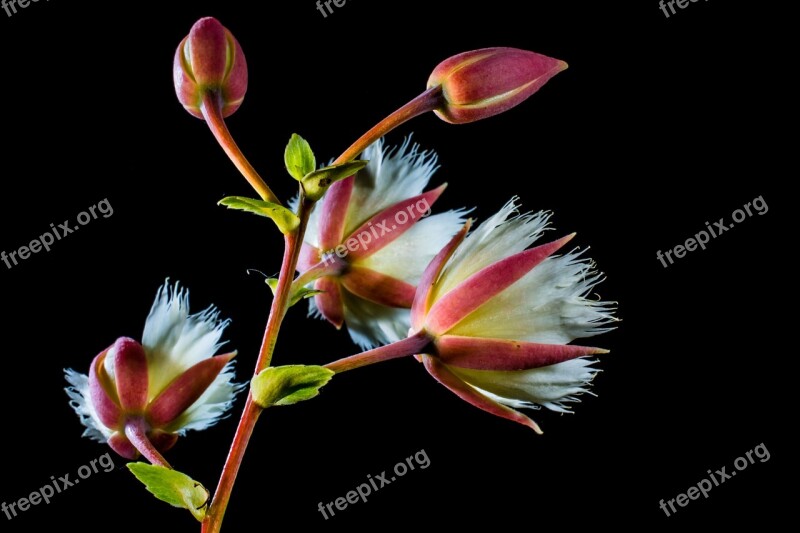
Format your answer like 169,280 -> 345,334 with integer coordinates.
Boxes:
427,47 -> 567,124
173,17 -> 248,119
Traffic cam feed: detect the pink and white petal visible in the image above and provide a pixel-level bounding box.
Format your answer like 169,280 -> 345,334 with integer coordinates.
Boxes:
436,335 -> 608,371
148,352 -> 237,428
422,355 -> 542,434
411,221 -> 471,331
344,138 -> 440,236
449,358 -> 600,414
358,208 -> 468,285
314,277 -> 345,329
426,234 -> 574,334
65,369 -> 113,442
448,250 -> 617,343
433,199 -> 550,300
112,337 -> 149,413
167,360 -> 245,434
341,267 -> 417,308
142,282 -> 231,397
88,350 -> 122,429
318,176 -> 355,251
344,185 -> 447,260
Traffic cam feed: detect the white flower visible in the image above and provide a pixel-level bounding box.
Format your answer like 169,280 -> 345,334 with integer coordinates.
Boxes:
409,199 -> 617,432
297,137 -> 467,349
65,281 -> 243,459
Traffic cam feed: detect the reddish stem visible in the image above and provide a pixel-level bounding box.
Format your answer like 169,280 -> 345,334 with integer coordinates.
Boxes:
202,197 -> 313,533
333,86 -> 443,165
325,332 -> 432,374
200,91 -> 280,204
125,417 -> 172,469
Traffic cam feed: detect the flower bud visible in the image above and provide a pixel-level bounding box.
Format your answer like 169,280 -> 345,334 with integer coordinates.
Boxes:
427,47 -> 567,124
173,17 -> 248,119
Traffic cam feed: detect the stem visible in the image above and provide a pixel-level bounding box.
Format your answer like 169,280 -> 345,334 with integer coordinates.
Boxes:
202,195 -> 314,533
333,86 -> 443,165
324,332 -> 432,374
202,86 -> 442,533
125,418 -> 171,469
291,255 -> 347,295
200,92 -> 280,204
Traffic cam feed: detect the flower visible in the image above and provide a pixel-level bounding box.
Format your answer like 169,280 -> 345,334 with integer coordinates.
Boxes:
427,47 -> 568,124
173,17 -> 248,119
65,282 -> 243,459
408,200 -> 616,433
297,138 -> 467,349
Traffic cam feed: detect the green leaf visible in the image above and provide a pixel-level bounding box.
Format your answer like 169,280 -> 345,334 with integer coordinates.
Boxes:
302,160 -> 369,201
219,196 -> 300,234
127,463 -> 209,522
284,134 -> 316,181
251,365 -> 335,408
266,278 -> 323,307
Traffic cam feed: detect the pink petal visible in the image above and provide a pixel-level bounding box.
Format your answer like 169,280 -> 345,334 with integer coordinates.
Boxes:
148,430 -> 179,453
88,349 -> 122,429
113,337 -> 149,413
436,335 -> 608,371
297,243 -> 321,273
147,352 -> 236,428
318,176 -> 355,251
343,184 -> 447,260
422,355 -> 542,434
340,267 -> 417,308
426,234 -> 574,335
108,432 -> 140,460
314,277 -> 345,329
410,220 -> 471,331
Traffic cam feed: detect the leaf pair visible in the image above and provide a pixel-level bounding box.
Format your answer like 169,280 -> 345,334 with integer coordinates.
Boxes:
285,133 -> 368,201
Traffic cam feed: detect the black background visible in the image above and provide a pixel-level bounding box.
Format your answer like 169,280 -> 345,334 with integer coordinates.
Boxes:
0,0 -> 791,531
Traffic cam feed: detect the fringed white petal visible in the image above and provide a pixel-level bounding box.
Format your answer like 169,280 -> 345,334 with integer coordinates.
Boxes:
344,137 -> 439,236
167,361 -> 245,434
340,290 -> 411,350
64,369 -> 112,442
450,358 -> 600,414
433,199 -> 550,301
449,250 -> 617,343
358,209 -> 469,284
142,281 -> 231,398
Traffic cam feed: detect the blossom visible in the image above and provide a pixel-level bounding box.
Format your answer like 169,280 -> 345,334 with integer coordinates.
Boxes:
407,200 -> 616,432
296,138 -> 466,349
65,282 -> 243,459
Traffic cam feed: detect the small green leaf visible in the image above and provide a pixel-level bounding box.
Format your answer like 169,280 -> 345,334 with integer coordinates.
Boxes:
266,278 -> 323,307
127,463 -> 209,522
219,196 -> 300,234
284,134 -> 316,181
302,160 -> 369,201
251,365 -> 335,408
